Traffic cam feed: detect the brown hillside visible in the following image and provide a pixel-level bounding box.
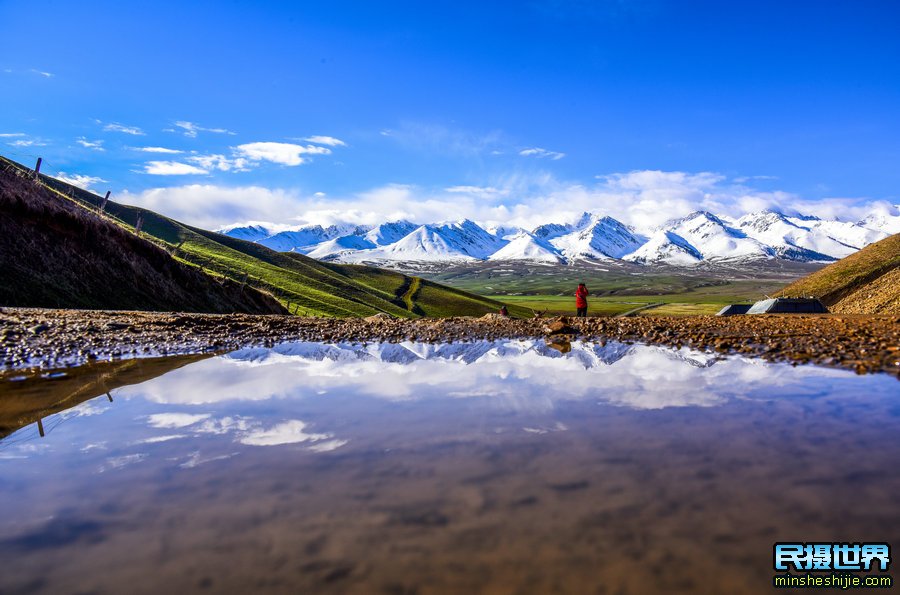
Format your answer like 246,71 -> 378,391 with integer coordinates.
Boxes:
780,233 -> 900,314
0,161 -> 286,314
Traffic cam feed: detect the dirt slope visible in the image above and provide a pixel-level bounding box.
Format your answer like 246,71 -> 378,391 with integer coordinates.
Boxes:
780,233 -> 900,314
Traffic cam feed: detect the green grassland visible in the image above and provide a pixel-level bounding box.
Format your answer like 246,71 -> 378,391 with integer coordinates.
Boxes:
491,295 -> 729,317
7,157 -> 527,318
428,260 -> 811,316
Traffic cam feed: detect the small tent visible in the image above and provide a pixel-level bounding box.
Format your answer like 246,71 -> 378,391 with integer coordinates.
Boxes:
747,297 -> 828,314
716,304 -> 752,316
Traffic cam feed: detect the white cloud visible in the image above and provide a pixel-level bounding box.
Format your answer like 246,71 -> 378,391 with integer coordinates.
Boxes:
385,121 -> 504,156
0,132 -> 25,137
186,153 -> 250,172
142,161 -> 209,175
117,170 -> 894,233
733,174 -> 779,183
134,146 -> 183,154
76,137 -> 104,151
173,120 -> 235,138
119,184 -> 308,228
8,139 -> 45,147
103,122 -> 145,135
54,172 -> 106,190
235,141 -> 330,166
519,147 -> 566,160
445,185 -> 509,200
30,69 -> 53,77
301,135 -> 347,147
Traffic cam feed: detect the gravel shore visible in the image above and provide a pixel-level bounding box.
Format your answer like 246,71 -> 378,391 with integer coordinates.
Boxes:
1,307 -> 897,377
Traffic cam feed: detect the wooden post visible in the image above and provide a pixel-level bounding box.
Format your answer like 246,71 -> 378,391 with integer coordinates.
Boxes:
106,391 -> 113,402
100,191 -> 110,212
37,417 -> 45,437
33,157 -> 42,178
135,213 -> 144,234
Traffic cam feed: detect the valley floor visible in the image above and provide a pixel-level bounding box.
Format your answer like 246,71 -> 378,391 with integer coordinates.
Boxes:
1,308 -> 897,377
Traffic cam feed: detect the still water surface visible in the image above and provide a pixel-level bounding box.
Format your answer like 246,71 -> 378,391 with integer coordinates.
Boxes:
1,340 -> 898,594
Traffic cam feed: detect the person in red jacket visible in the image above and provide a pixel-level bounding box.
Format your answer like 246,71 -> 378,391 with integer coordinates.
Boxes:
575,283 -> 589,318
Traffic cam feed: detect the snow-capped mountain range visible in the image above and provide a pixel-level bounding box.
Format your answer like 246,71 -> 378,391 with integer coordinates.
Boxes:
218,207 -> 899,267
228,338 -> 716,370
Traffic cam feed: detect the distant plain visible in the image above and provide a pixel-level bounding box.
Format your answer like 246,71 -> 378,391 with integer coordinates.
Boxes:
424,260 -> 820,316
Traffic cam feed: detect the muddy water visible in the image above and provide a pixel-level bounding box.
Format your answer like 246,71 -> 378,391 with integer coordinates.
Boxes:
0,340 -> 898,594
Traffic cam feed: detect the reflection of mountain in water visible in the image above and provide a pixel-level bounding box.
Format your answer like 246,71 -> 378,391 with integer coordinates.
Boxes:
0,340 -> 727,444
227,339 -> 719,370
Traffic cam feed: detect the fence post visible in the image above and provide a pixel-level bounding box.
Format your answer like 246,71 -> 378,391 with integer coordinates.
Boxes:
33,157 -> 42,179
134,214 -> 144,234
101,191 -> 110,212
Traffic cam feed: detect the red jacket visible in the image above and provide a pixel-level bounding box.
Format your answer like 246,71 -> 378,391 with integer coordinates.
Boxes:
575,286 -> 589,308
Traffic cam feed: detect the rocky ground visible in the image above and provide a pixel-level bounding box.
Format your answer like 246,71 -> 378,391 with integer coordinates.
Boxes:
1,308 -> 898,377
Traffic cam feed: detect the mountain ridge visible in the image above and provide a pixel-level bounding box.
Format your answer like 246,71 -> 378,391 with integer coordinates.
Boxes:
219,207 -> 898,267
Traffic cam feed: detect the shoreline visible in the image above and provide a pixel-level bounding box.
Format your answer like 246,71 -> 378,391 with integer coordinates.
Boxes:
1,307 -> 898,377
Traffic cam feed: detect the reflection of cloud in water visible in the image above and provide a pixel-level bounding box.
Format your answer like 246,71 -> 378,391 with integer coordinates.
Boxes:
238,420 -> 332,447
194,416 -> 252,435
80,442 -> 107,452
137,435 -> 186,444
147,413 -> 211,428
179,451 -> 239,469
524,422 -> 568,435
308,439 -> 349,453
117,340 -> 861,411
99,453 -> 147,473
138,413 -> 348,452
68,401 -> 109,417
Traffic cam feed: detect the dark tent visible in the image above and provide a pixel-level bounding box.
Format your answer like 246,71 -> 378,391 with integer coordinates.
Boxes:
716,304 -> 752,316
747,298 -> 829,314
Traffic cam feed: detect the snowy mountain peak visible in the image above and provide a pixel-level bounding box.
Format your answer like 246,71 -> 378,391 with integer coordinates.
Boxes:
665,210 -> 727,228
624,230 -> 703,265
859,206 -> 900,235
217,207 -> 894,266
363,220 -> 417,246
217,223 -> 272,242
550,215 -> 644,260
489,232 -> 565,263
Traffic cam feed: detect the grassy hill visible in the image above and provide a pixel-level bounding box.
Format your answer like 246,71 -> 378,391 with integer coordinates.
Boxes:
780,233 -> 900,314
0,158 -> 286,314
2,155 -> 526,318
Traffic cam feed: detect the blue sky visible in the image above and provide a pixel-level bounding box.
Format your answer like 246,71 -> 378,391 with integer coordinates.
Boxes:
1,0 -> 898,229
